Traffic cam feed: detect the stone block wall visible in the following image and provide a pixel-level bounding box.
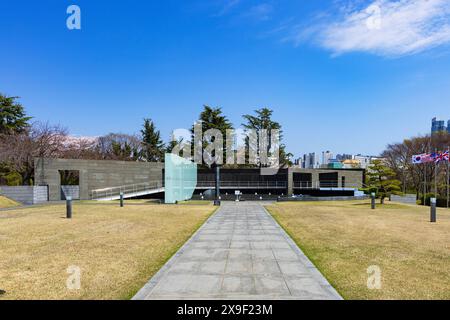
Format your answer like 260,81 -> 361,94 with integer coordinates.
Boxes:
61,185 -> 80,200
0,186 -> 48,205
35,158 -> 164,201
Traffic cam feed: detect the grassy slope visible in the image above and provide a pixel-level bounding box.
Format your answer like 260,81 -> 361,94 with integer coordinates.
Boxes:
0,196 -> 20,209
266,201 -> 450,300
0,203 -> 215,300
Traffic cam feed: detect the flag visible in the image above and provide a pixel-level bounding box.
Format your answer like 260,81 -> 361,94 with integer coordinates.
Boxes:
435,151 -> 449,164
412,153 -> 433,164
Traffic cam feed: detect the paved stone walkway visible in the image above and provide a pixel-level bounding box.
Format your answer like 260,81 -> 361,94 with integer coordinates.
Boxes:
133,202 -> 342,300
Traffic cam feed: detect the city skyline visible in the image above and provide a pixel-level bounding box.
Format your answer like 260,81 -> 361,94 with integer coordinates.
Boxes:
431,117 -> 450,134
2,1 -> 450,157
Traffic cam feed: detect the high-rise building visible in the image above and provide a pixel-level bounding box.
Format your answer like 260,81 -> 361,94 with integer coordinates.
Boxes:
303,153 -> 319,169
336,154 -> 353,161
322,151 -> 333,166
448,120 -> 450,134
431,117 -> 447,134
294,157 -> 304,168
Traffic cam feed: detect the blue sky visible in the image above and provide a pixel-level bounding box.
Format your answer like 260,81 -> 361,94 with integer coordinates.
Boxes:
1,0 -> 450,158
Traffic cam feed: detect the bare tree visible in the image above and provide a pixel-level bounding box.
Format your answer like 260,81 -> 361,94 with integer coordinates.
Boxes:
96,133 -> 142,161
0,122 -> 68,184
382,132 -> 450,199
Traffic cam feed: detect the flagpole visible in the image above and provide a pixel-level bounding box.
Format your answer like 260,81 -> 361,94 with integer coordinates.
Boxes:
423,162 -> 426,206
446,147 -> 449,209
435,148 -> 438,199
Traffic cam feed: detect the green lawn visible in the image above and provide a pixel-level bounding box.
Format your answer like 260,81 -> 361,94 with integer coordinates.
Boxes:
266,200 -> 450,300
0,202 -> 215,300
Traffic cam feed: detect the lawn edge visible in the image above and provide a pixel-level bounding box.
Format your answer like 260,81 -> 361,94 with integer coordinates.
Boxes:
264,204 -> 347,300
128,205 -> 219,300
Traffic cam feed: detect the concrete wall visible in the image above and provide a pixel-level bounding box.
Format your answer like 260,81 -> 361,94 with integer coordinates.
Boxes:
391,194 -> 417,204
61,185 -> 80,200
35,158 -> 164,201
287,168 -> 364,196
0,186 -> 48,205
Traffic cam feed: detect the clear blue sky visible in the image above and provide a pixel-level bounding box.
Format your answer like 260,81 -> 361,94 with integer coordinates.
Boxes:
1,0 -> 450,158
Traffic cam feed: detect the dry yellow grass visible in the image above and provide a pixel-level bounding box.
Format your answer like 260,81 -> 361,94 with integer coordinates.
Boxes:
0,196 -> 20,209
266,201 -> 450,300
0,202 -> 215,300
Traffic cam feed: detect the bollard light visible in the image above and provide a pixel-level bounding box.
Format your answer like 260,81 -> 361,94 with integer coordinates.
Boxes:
371,193 -> 376,210
66,196 -> 72,219
120,192 -> 124,207
430,198 -> 437,223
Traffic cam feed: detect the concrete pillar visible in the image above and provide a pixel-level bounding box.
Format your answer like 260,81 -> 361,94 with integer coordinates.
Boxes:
79,169 -> 89,200
337,171 -> 344,188
48,171 -> 61,201
287,168 -> 293,196
311,172 -> 320,189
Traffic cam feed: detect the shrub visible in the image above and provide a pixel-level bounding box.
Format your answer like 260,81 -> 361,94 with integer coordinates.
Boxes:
418,193 -> 448,207
5,171 -> 22,186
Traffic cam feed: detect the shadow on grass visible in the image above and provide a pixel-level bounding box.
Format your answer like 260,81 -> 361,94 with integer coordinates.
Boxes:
351,202 -> 407,209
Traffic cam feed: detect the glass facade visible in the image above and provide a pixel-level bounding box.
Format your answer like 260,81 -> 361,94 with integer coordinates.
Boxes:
431,117 -> 447,133
164,153 -> 197,204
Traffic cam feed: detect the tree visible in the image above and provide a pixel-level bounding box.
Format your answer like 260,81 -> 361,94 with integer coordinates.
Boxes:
194,105 -> 233,137
364,159 -> 402,204
0,163 -> 22,186
242,107 -> 292,167
190,105 -> 233,166
0,122 -> 68,184
0,94 -> 32,134
96,133 -> 140,161
166,134 -> 185,153
61,136 -> 101,160
140,118 -> 165,162
382,132 -> 450,199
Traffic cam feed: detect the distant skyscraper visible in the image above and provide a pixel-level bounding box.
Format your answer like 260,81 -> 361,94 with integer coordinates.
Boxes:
303,153 -> 319,169
294,157 -> 304,168
322,151 -> 333,166
448,120 -> 450,134
431,117 -> 447,134
336,154 -> 353,161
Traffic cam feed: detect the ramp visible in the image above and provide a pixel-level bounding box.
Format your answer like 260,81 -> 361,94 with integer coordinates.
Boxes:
90,182 -> 164,201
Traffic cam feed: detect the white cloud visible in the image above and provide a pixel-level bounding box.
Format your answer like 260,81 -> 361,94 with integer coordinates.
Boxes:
217,0 -> 241,16
244,3 -> 273,21
301,0 -> 450,57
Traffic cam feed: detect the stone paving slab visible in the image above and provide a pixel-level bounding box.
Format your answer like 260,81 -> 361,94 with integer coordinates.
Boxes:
133,202 -> 342,300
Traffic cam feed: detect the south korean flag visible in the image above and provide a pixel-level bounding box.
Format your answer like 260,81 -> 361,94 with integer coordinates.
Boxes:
412,154 -> 426,164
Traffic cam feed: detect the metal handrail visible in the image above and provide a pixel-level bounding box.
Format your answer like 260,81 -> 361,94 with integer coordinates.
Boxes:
293,180 -> 363,189
195,181 -> 287,188
90,181 -> 162,200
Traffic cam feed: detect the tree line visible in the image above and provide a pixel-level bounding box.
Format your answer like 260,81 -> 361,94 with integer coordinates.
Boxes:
382,131 -> 450,204
0,93 -> 292,186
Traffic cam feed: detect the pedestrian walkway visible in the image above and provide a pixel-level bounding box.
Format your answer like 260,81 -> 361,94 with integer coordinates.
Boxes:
133,202 -> 342,300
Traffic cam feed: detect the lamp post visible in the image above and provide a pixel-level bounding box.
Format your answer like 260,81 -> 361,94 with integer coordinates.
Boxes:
66,196 -> 72,219
430,197 -> 437,222
214,165 -> 221,206
371,192 -> 376,210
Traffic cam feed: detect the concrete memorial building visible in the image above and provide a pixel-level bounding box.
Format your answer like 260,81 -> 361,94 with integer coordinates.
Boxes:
28,157 -> 365,203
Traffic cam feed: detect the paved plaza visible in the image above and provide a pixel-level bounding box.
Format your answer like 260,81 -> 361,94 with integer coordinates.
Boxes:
133,202 -> 342,300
